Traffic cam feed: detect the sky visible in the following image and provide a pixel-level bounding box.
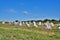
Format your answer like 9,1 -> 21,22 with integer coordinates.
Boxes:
0,0 -> 60,21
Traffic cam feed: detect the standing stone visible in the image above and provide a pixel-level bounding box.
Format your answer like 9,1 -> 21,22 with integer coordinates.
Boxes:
8,22 -> 11,25
33,21 -> 38,28
57,24 -> 60,30
38,22 -> 42,25
50,22 -> 54,27
2,21 -> 5,24
44,21 -> 52,30
22,22 -> 25,24
19,22 -> 22,26
26,22 -> 30,27
58,27 -> 60,30
14,22 -> 18,25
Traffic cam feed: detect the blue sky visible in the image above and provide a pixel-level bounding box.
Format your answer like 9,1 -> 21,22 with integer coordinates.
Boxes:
0,0 -> 60,21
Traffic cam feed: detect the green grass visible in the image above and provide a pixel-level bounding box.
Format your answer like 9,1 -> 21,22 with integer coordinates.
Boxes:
0,23 -> 60,40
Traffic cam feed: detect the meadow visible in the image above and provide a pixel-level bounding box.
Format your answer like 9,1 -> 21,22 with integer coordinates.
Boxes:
0,23 -> 60,40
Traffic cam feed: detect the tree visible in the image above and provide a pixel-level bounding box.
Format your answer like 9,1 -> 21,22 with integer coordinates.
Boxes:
15,20 -> 19,22
43,19 -> 50,23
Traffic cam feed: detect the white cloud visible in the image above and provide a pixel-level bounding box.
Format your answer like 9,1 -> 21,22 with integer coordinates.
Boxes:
6,9 -> 16,13
22,11 -> 29,15
9,9 -> 16,13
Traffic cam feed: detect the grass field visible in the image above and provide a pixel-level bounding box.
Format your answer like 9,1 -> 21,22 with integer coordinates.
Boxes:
0,23 -> 60,40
